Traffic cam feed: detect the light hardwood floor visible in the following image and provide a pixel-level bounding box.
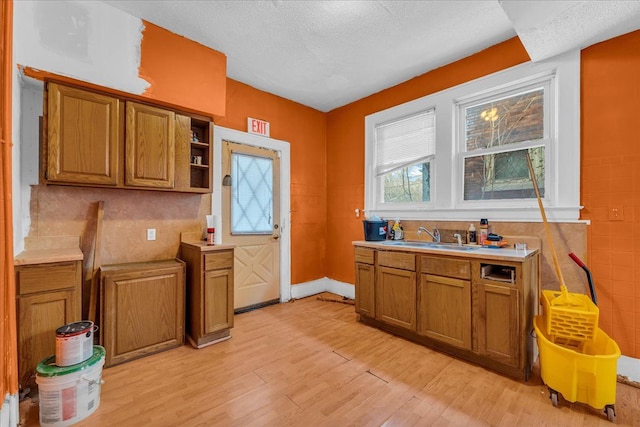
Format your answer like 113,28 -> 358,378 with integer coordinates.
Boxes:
20,293 -> 640,426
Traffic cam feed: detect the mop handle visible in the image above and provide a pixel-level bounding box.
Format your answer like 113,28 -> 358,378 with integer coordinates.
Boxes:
526,153 -> 567,293
568,252 -> 585,268
569,252 -> 598,305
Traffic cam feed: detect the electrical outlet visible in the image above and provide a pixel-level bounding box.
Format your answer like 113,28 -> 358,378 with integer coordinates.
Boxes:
609,206 -> 624,221
147,228 -> 156,240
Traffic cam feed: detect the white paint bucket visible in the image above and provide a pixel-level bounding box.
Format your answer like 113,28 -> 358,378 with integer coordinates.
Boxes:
55,321 -> 97,367
36,346 -> 105,427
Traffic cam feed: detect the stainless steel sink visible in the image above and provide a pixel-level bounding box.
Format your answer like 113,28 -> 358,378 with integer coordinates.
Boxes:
382,240 -> 432,247
381,241 -> 479,251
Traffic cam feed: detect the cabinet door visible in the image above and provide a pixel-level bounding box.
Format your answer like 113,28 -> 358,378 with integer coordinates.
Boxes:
418,274 -> 471,349
355,262 -> 375,318
18,290 -> 77,387
474,283 -> 519,367
125,101 -> 175,188
376,266 -> 416,330
203,269 -> 234,334
47,83 -> 120,185
103,266 -> 184,367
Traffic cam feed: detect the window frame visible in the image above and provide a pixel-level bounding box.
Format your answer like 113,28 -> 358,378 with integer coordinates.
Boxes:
455,75 -> 552,206
374,108 -> 436,209
364,50 -> 580,222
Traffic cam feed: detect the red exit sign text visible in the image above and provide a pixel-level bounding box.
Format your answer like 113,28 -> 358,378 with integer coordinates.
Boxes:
247,117 -> 270,137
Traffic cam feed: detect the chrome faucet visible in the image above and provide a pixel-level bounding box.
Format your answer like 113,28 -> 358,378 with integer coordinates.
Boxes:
417,226 -> 440,243
453,233 -> 462,246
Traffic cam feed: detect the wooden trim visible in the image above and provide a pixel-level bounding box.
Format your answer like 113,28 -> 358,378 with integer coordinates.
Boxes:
1,0 -> 18,398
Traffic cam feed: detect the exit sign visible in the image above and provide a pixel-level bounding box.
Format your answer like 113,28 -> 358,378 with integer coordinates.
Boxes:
248,117 -> 270,137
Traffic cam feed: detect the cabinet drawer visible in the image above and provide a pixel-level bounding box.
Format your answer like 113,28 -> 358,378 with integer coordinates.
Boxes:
17,262 -> 79,295
421,256 -> 470,280
204,250 -> 234,271
354,247 -> 375,264
378,251 -> 415,271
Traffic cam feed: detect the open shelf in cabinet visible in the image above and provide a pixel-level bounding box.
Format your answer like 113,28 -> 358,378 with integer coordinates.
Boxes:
189,118 -> 212,190
480,263 -> 516,284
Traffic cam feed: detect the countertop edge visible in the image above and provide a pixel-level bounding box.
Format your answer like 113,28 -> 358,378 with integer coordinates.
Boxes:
353,240 -> 538,262
180,241 -> 236,252
15,248 -> 84,266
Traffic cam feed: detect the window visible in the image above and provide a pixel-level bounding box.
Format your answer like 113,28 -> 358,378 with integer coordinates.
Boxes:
364,51 -> 580,221
231,152 -> 273,234
375,110 -> 435,205
460,85 -> 548,201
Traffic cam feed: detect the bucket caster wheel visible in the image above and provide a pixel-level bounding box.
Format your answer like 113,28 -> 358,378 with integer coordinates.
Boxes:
604,405 -> 616,422
548,388 -> 559,407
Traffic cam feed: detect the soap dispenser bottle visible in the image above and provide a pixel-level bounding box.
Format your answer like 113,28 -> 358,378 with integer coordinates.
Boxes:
392,219 -> 403,240
468,223 -> 477,245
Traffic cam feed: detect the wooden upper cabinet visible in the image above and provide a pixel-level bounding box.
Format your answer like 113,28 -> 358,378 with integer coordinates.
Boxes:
125,101 -> 176,188
44,83 -> 211,193
46,83 -> 120,185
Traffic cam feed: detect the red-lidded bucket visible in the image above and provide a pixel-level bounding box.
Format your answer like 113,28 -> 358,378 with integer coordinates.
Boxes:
55,321 -> 97,367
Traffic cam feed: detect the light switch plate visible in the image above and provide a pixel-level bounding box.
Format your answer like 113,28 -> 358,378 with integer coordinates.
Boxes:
147,229 -> 156,240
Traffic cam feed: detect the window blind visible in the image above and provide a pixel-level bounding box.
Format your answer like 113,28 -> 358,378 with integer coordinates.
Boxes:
374,109 -> 435,176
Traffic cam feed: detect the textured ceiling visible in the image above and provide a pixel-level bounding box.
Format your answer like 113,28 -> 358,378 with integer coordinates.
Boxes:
501,0 -> 640,62
103,0 -> 640,112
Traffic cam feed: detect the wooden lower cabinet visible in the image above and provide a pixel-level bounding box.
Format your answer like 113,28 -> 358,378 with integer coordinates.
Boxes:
376,251 -> 417,331
203,267 -> 233,335
376,267 -> 416,330
474,280 -> 520,367
418,274 -> 471,350
99,259 -> 185,367
354,247 -> 375,318
354,245 -> 538,380
180,243 -> 234,348
15,260 -> 82,389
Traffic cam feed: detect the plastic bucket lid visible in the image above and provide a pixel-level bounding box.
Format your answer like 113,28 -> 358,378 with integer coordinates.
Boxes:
37,346 -> 105,378
55,321 -> 94,337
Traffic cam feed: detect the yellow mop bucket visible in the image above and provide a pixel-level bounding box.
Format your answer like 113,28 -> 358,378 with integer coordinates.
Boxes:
534,316 -> 619,421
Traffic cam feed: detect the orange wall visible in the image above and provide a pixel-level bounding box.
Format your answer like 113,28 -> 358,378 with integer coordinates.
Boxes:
325,37 -> 530,284
581,29 -> 640,358
139,21 -> 226,117
215,79 -> 327,284
21,21 -> 327,289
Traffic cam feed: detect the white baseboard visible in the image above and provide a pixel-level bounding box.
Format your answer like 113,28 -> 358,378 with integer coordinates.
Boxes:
290,277 -> 354,300
1,393 -> 18,427
619,355 -> 640,382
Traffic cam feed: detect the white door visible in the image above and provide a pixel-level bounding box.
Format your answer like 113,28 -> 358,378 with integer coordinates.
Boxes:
222,140 -> 281,310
